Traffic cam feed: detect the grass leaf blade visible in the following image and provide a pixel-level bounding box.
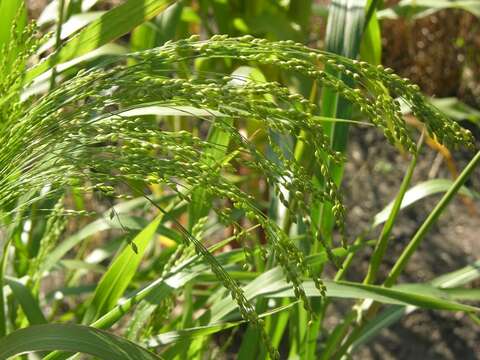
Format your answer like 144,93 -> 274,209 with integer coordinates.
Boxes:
0,324 -> 161,360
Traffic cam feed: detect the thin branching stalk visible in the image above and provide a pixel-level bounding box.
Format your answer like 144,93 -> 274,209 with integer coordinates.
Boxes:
364,132 -> 424,285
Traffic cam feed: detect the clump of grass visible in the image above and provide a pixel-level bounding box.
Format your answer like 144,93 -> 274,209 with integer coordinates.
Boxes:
0,27 -> 476,359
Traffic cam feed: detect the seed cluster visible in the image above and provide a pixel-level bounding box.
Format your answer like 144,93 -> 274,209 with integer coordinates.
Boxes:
0,33 -> 474,358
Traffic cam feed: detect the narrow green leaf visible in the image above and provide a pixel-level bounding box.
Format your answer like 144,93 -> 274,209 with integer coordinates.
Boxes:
270,279 -> 480,312
5,277 -> 47,325
0,324 -> 161,360
82,214 -> 163,324
100,105 -> 225,120
360,0 -> 381,65
23,43 -> 128,99
38,0 -> 101,25
432,259 -> 480,288
395,283 -> 480,301
209,267 -> 478,324
373,179 -> 480,227
146,302 -> 297,347
441,288 -> 480,301
26,0 -> 174,82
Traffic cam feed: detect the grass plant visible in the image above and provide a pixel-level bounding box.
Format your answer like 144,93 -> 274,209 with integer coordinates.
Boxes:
0,1 -> 478,359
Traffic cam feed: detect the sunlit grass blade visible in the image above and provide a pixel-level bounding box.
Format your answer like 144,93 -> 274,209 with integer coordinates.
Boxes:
146,302 -> 297,347
431,260 -> 480,288
271,280 -> 479,312
0,323 -> 162,360
26,0 -> 174,82
23,43 -> 128,99
320,0 -> 367,159
373,178 -> 480,227
82,214 -> 164,324
360,0 -> 381,65
209,267 -> 479,324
